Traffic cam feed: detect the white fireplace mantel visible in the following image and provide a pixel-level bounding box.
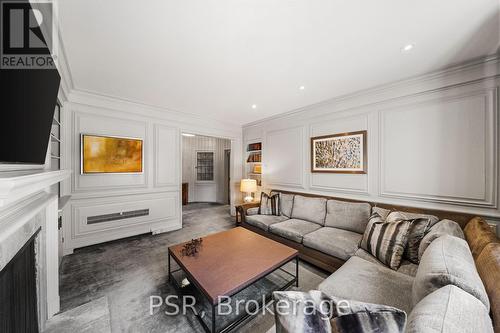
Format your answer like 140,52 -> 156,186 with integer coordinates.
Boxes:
0,170 -> 71,209
0,169 -> 71,329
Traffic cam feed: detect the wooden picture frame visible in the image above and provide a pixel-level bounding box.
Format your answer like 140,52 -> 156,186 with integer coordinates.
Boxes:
311,130 -> 367,174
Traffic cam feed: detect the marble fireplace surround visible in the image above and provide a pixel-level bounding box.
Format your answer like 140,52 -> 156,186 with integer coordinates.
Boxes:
0,170 -> 70,330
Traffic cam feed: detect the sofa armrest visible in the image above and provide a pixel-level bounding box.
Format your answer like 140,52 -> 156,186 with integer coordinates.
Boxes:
235,202 -> 260,223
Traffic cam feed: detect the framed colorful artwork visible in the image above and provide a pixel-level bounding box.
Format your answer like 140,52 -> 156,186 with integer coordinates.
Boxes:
311,130 -> 367,174
81,134 -> 144,174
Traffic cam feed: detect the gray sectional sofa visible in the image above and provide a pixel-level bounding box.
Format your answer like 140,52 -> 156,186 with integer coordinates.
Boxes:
238,190 -> 496,332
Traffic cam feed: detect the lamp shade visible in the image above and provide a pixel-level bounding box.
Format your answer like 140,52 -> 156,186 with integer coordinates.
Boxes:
240,179 -> 257,193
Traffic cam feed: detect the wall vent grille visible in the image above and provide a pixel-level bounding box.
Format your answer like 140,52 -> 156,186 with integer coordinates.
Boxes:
87,209 -> 150,224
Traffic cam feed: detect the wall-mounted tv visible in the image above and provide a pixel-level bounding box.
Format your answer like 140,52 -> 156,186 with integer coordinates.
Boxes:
81,134 -> 144,174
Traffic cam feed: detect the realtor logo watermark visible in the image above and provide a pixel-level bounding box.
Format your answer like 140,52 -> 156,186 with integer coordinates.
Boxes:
1,0 -> 57,69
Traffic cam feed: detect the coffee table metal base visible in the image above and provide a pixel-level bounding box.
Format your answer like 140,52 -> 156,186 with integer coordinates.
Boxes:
168,254 -> 299,333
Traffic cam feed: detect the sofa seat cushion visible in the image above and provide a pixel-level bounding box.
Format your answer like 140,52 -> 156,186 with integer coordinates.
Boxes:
291,195 -> 327,225
318,256 -> 414,314
413,235 -> 490,310
325,199 -> 371,234
406,285 -> 494,333
303,227 -> 362,260
245,214 -> 288,231
354,248 -> 418,277
269,219 -> 322,243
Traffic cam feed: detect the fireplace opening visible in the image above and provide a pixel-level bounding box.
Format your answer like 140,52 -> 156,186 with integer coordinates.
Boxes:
0,228 -> 40,333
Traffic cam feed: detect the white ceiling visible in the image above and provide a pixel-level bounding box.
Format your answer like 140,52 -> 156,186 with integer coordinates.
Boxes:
58,0 -> 500,126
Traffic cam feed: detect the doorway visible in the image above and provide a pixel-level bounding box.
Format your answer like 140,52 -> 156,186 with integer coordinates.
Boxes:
181,134 -> 231,205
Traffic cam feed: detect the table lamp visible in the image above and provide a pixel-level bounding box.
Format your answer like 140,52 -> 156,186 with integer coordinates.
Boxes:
240,179 -> 257,203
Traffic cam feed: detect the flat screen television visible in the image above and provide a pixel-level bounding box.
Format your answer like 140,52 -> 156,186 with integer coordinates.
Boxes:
0,61 -> 61,165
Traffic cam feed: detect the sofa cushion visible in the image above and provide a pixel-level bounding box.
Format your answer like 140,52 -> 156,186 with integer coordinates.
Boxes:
388,211 -> 439,227
387,212 -> 432,265
325,200 -> 371,234
354,248 -> 418,277
259,192 -> 281,215
318,256 -> 414,314
269,219 -> 322,243
331,311 -> 406,333
464,217 -> 499,259
360,213 -> 412,270
418,219 -> 464,260
245,214 -> 288,231
273,290 -> 406,333
291,195 -> 327,225
246,207 -> 260,215
280,193 -> 295,218
273,290 -> 332,333
476,242 -> 500,332
372,206 -> 391,220
406,285 -> 493,333
303,227 -> 362,260
412,235 -> 490,310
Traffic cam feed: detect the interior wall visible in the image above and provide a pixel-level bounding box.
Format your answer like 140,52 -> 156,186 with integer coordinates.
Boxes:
243,57 -> 500,228
182,136 -> 231,203
61,92 -> 242,254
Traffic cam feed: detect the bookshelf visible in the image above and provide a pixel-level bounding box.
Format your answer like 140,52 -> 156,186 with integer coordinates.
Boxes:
245,142 -> 262,186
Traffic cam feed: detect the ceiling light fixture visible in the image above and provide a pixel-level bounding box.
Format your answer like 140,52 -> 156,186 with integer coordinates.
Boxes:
402,43 -> 415,52
182,133 -> 195,137
299,86 -> 305,90
251,104 -> 257,109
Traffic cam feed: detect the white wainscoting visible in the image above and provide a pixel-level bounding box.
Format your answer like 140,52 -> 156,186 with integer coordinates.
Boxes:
380,87 -> 497,208
71,111 -> 149,192
265,126 -> 305,189
62,98 -> 242,254
310,113 -> 371,194
243,57 -> 500,221
67,192 -> 179,250
154,124 -> 180,188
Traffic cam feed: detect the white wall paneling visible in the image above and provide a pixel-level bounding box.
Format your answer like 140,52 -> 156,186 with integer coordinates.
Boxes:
265,126 -> 305,189
71,111 -> 149,192
309,113 -> 371,194
243,57 -> 500,222
67,192 -> 179,250
154,125 -> 180,188
61,94 -> 242,253
380,87 -> 497,208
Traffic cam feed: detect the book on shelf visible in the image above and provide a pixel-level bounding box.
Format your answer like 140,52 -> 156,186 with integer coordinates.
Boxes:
246,152 -> 261,163
247,142 -> 262,151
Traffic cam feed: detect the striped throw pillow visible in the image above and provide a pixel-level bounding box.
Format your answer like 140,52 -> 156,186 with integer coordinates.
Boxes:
360,213 -> 412,270
259,192 -> 280,216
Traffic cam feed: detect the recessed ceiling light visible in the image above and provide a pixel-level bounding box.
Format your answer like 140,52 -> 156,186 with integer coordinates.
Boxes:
299,86 -> 305,90
182,133 -> 195,137
251,104 -> 257,109
402,44 -> 415,52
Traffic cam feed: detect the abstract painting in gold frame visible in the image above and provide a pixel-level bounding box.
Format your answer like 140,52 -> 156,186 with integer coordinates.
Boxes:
311,130 -> 367,174
81,134 -> 143,174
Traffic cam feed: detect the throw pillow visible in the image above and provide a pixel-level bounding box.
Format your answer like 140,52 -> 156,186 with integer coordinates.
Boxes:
273,290 -> 407,333
331,311 -> 406,333
360,213 -> 412,270
387,212 -> 432,264
259,192 -> 280,215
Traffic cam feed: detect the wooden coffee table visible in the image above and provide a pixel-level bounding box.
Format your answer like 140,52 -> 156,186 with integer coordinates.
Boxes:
168,227 -> 299,333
